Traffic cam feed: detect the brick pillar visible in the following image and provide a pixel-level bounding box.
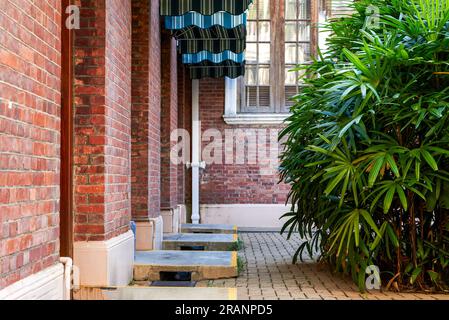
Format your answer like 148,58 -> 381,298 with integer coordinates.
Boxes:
73,0 -> 134,287
130,0 -> 163,250
160,31 -> 179,232
176,64 -> 193,224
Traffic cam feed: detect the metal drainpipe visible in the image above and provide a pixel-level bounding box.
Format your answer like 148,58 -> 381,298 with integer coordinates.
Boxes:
190,79 -> 205,224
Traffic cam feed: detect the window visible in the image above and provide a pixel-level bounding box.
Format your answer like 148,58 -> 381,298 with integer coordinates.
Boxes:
237,0 -> 318,114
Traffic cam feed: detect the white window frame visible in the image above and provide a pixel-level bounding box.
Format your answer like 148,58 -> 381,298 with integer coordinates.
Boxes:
223,0 -> 321,125
223,77 -> 289,125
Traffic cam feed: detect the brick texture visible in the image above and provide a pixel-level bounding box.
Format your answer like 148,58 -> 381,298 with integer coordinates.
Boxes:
73,0 -> 132,241
177,64 -> 191,206
198,79 -> 290,204
131,0 -> 161,219
0,0 -> 62,290
160,32 -> 178,210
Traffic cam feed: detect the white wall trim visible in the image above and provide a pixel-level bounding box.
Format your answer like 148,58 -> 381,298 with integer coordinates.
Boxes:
200,203 -> 291,229
0,263 -> 64,300
74,230 -> 134,287
223,113 -> 289,125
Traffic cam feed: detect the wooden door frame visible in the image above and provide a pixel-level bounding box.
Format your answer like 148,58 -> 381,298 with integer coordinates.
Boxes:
60,0 -> 74,258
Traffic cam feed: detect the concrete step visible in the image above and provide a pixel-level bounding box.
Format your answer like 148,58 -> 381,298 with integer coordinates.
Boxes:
101,287 -> 237,300
163,233 -> 238,251
134,250 -> 238,281
181,223 -> 238,234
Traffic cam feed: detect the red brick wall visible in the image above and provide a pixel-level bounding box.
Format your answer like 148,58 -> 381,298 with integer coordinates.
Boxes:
73,0 -> 132,241
177,64 -> 192,205
147,0 -> 162,218
0,0 -> 62,289
131,0 -> 161,219
199,79 -> 290,204
160,32 -> 178,209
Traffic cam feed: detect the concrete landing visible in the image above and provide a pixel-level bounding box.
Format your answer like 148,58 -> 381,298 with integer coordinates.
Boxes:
181,223 -> 238,234
163,233 -> 238,251
101,287 -> 237,300
134,250 -> 238,281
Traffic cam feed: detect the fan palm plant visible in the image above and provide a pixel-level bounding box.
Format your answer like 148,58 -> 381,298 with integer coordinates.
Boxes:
280,0 -> 449,291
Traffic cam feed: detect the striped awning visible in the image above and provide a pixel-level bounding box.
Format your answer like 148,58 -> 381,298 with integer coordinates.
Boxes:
161,0 -> 252,79
160,0 -> 253,16
165,11 -> 246,30
172,25 -> 246,41
179,38 -> 245,54
189,61 -> 245,79
183,50 -> 245,64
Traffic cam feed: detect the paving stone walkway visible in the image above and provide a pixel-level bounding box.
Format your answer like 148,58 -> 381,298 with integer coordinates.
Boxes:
197,232 -> 449,300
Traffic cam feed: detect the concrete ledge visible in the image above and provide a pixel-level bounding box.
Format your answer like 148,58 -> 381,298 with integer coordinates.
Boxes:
181,224 -> 238,234
134,251 -> 238,281
200,204 -> 290,229
74,230 -> 134,287
163,233 -> 238,251
0,264 -> 64,300
73,286 -> 237,300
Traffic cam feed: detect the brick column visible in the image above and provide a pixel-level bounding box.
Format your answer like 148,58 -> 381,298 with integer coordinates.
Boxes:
160,31 -> 179,232
177,65 -> 192,225
130,0 -> 163,250
73,0 -> 134,287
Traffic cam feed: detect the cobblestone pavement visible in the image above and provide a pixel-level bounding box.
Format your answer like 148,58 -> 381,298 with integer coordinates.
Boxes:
197,232 -> 449,300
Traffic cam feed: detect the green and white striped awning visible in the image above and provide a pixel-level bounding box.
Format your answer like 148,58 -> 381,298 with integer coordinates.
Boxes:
160,0 -> 253,16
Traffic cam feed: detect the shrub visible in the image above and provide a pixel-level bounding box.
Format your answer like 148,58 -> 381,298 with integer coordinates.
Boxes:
279,0 -> 449,292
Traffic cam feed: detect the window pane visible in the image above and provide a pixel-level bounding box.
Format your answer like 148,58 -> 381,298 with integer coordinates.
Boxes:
298,43 -> 311,62
285,0 -> 297,20
285,22 -> 297,42
298,23 -> 311,41
298,0 -> 310,19
246,66 -> 257,85
258,22 -> 270,41
259,43 -> 270,63
259,66 -> 270,85
285,44 -> 297,64
285,67 -> 297,85
246,43 -> 258,63
247,22 -> 257,41
258,0 -> 270,19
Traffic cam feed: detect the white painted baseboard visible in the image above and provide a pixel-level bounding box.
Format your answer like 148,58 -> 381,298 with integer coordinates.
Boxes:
0,264 -> 64,300
74,230 -> 134,287
200,204 -> 290,229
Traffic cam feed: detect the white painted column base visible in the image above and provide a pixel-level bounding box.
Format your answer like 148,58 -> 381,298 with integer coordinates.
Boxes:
161,207 -> 181,234
0,263 -> 64,300
73,230 -> 134,287
178,204 -> 187,225
135,216 -> 163,251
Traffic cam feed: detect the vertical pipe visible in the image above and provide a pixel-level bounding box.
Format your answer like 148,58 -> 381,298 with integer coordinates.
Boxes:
191,79 -> 200,224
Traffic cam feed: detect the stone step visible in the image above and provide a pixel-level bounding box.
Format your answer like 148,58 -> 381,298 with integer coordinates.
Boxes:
101,287 -> 237,300
181,223 -> 238,234
163,233 -> 238,251
134,250 -> 238,281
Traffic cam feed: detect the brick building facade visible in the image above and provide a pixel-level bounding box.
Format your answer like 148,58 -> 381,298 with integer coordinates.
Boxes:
0,0 -> 335,299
